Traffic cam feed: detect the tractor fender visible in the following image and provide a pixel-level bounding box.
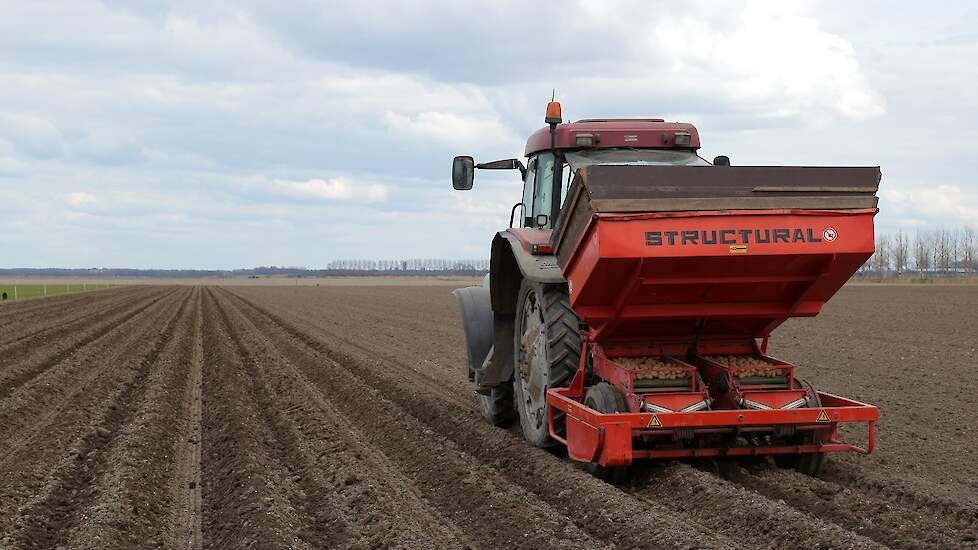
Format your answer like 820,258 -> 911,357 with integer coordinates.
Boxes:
469,231 -> 566,391
451,286 -> 493,380
489,231 -> 564,315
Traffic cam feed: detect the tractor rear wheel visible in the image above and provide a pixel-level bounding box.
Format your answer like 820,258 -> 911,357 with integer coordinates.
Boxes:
513,280 -> 581,447
583,383 -> 630,483
774,379 -> 827,476
478,385 -> 515,427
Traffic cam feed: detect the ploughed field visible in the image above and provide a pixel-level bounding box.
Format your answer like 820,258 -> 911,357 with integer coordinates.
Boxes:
0,284 -> 976,549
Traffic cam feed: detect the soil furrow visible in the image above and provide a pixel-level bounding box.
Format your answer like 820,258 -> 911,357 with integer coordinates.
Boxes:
226,289 -> 474,408
626,464 -> 881,549
0,282 -> 973,549
199,288 -> 327,550
776,285 -> 978,494
0,288 -> 144,347
220,288 -> 739,550
209,288 -> 371,549
0,287 -> 175,399
168,287 -> 205,550
60,288 -> 200,549
0,287 -> 126,324
0,287 -> 161,361
0,288 -> 183,467
820,461 -> 978,528
214,288 -> 476,548
720,462 -> 978,549
266,311 -> 472,408
276,286 -> 466,340
0,288 -> 191,548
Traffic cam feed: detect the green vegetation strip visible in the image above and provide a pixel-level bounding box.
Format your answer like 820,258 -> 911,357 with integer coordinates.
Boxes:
0,283 -> 119,302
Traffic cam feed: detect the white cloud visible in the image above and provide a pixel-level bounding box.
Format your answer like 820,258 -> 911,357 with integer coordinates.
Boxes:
255,1 -> 885,124
383,110 -> 519,152
881,185 -> 978,229
271,177 -> 388,202
65,192 -> 97,206
0,1 -> 971,268
0,113 -> 65,158
646,2 -> 885,122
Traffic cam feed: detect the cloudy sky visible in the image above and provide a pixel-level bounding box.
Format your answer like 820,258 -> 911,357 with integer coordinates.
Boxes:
1,1 -> 975,269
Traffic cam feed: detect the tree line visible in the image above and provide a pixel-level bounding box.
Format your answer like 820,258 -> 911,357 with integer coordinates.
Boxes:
323,258 -> 489,273
0,259 -> 491,278
860,226 -> 978,276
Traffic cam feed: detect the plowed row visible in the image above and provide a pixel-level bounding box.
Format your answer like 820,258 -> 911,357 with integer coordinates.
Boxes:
0,284 -> 975,549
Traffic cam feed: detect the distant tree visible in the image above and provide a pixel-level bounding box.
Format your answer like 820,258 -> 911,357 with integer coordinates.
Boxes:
893,228 -> 909,276
873,234 -> 892,274
963,226 -> 977,272
935,226 -> 952,274
914,229 -> 931,273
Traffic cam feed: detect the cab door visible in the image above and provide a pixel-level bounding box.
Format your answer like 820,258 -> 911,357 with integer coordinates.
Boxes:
521,152 -> 560,229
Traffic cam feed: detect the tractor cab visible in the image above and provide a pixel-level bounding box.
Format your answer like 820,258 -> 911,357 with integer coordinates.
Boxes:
452,102 -> 716,231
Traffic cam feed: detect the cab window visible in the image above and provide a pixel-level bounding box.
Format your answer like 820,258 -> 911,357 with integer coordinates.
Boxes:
521,152 -> 562,228
521,157 -> 536,227
533,152 -> 555,225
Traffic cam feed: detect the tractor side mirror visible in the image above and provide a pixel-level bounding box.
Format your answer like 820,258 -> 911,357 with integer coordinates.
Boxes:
452,156 -> 475,190
713,155 -> 730,166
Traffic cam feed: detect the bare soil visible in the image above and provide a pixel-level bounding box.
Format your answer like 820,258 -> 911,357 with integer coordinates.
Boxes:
0,284 -> 975,549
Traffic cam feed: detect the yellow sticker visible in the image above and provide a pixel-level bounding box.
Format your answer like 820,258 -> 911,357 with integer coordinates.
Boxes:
815,409 -> 831,423
729,245 -> 748,254
647,413 -> 662,428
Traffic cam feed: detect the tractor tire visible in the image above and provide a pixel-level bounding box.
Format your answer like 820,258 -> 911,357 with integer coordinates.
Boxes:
513,280 -> 581,448
774,379 -> 827,476
583,383 -> 631,484
478,384 -> 515,427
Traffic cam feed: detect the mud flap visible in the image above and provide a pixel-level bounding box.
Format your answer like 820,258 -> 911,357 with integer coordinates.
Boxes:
452,286 -> 493,379
599,422 -> 633,467
565,415 -> 633,467
566,415 -> 600,462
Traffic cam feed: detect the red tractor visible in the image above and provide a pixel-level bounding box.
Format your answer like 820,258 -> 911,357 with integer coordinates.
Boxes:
452,102 -> 879,480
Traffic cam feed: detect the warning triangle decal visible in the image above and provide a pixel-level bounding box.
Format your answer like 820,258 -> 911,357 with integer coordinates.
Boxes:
815,409 -> 831,423
647,413 -> 662,428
